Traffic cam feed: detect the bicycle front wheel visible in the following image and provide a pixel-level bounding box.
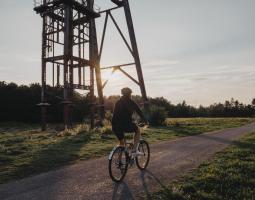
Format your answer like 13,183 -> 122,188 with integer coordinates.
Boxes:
136,140 -> 150,170
108,146 -> 128,182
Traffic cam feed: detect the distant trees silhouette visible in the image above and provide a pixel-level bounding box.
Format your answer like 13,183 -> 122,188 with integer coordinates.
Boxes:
0,81 -> 254,123
147,97 -> 255,118
0,82 -> 90,123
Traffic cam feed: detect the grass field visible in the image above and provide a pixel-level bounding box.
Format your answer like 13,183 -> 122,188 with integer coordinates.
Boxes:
149,132 -> 255,200
0,118 -> 254,184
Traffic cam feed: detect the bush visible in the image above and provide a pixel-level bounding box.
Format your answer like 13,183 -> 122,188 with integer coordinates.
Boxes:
97,125 -> 113,139
57,124 -> 89,137
99,126 -> 113,135
149,105 -> 167,126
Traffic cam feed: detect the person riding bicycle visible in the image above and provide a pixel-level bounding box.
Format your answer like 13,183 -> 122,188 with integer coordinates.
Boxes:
112,87 -> 148,157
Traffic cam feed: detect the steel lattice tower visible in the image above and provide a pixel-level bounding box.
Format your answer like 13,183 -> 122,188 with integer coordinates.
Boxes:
34,0 -> 148,131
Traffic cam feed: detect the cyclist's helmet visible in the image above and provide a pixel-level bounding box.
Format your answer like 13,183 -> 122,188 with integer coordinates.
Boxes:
121,87 -> 132,97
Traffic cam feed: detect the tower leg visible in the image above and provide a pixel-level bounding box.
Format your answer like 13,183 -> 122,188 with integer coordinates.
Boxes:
41,106 -> 46,131
41,14 -> 47,131
123,0 -> 149,112
90,19 -> 105,122
89,0 -> 105,127
63,59 -> 70,129
90,65 -> 95,129
69,61 -> 74,128
63,4 -> 73,129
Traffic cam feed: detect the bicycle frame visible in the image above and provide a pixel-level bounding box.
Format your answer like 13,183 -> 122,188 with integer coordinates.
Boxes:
108,139 -> 145,161
108,141 -> 131,160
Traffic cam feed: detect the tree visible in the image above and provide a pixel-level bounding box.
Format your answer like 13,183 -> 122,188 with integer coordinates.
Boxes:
252,98 -> 255,106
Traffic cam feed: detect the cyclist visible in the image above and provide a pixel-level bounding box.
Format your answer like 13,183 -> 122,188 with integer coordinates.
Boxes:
112,87 -> 148,157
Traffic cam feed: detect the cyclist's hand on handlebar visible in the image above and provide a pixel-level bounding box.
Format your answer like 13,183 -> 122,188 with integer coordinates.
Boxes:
138,122 -> 145,127
144,122 -> 150,128
138,121 -> 150,128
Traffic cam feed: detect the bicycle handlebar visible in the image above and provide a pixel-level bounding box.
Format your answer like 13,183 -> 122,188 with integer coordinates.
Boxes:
138,122 -> 150,128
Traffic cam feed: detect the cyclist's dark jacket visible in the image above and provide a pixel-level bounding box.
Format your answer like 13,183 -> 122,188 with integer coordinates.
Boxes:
112,96 -> 146,127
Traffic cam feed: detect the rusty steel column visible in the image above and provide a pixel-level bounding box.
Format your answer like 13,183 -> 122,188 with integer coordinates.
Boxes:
78,13 -> 82,86
41,10 -> 47,131
122,0 -> 149,111
91,22 -> 105,123
89,57 -> 95,129
63,4 -> 73,129
69,60 -> 74,127
88,0 -> 105,127
88,0 -> 95,128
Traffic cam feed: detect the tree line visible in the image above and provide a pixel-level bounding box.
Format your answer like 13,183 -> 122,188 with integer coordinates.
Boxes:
0,82 -> 90,123
0,81 -> 254,123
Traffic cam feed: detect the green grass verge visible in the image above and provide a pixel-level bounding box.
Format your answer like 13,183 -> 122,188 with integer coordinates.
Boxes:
0,118 -> 254,184
150,132 -> 255,200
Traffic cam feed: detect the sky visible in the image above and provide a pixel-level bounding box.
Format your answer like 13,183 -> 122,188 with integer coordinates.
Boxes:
0,0 -> 254,106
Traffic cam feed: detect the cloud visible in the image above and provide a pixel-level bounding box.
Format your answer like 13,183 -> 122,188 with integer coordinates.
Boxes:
143,59 -> 180,67
143,64 -> 255,106
190,77 -> 208,81
0,66 -> 9,72
15,54 -> 40,63
150,65 -> 255,82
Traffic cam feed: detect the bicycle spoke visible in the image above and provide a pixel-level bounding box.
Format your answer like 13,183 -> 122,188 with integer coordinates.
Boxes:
109,147 -> 128,182
136,140 -> 150,170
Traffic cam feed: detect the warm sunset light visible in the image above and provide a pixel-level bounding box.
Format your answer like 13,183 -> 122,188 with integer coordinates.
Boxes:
0,1 -> 254,199
1,1 -> 255,106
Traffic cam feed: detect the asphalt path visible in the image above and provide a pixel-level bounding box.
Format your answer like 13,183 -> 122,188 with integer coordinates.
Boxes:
1,122 -> 255,200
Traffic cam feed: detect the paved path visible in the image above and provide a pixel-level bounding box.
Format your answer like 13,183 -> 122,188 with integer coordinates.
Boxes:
1,122 -> 255,200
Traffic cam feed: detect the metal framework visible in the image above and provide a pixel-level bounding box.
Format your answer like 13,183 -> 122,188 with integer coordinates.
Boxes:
34,0 -> 148,131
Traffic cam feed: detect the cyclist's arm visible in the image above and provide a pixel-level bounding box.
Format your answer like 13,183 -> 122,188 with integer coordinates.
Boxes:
131,100 -> 147,123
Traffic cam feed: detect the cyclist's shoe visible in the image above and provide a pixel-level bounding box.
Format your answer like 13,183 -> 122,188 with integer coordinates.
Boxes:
131,150 -> 144,158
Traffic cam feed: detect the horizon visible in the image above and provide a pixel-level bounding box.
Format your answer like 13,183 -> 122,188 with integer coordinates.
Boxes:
0,0 -> 255,106
1,80 -> 254,107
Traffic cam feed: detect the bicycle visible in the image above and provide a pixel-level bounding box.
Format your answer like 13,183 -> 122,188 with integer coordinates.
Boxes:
108,123 -> 150,182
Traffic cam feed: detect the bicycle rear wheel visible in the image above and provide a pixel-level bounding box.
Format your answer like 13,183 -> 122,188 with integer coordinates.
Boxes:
108,146 -> 128,182
136,140 -> 150,170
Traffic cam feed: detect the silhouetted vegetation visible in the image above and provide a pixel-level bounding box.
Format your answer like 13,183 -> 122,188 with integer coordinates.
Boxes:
148,97 -> 255,118
148,105 -> 167,126
0,82 -> 254,123
0,82 -> 90,123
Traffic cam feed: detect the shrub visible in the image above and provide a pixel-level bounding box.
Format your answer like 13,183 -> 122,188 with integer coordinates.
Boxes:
57,124 -> 89,137
165,120 -> 181,127
98,125 -> 113,139
99,126 -> 113,135
149,105 -> 167,126
105,111 -> 113,122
